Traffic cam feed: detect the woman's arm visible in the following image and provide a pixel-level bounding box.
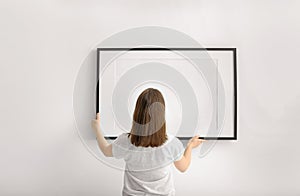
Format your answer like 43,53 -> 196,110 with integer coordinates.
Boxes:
91,113 -> 113,157
174,136 -> 204,172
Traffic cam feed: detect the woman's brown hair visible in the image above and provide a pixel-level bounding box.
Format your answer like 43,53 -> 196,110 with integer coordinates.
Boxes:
128,88 -> 167,147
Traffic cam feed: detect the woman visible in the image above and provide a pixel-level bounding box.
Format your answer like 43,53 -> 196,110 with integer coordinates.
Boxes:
92,88 -> 204,195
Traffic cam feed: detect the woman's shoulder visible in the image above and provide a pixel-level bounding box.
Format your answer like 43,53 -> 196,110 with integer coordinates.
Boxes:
118,132 -> 129,139
165,134 -> 185,160
118,133 -> 130,141
154,134 -> 183,151
165,134 -> 180,144
113,133 -> 130,146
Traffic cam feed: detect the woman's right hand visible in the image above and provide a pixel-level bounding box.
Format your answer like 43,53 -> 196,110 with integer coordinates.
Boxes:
174,135 -> 205,172
187,135 -> 205,149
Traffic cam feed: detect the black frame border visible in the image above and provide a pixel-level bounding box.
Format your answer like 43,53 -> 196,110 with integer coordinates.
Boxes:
96,47 -> 237,140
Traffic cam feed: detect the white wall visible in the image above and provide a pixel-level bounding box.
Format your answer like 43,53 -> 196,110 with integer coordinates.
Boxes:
1,0 -> 300,195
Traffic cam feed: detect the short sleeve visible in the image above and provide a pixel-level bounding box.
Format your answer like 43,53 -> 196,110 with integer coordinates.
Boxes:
111,133 -> 129,159
170,136 -> 185,161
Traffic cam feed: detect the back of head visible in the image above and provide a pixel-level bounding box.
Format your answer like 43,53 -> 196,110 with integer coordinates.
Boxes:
129,88 -> 167,147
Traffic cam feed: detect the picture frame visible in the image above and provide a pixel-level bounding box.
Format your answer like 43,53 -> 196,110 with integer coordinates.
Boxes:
96,47 -> 237,140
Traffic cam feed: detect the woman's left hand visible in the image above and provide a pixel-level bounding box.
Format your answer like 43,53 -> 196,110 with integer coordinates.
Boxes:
91,113 -> 101,134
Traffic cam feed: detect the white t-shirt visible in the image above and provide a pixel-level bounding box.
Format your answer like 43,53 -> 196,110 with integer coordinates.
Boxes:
112,133 -> 185,196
